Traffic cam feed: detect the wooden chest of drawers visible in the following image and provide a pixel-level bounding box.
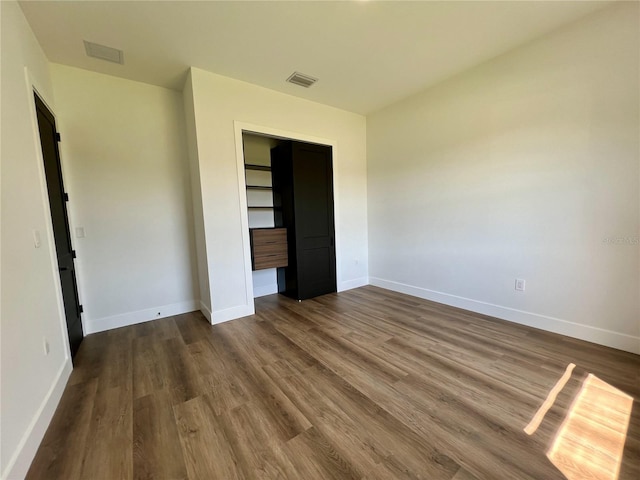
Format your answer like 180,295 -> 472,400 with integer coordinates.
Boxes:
250,228 -> 288,270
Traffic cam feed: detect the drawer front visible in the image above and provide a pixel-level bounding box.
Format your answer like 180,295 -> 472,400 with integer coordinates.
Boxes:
253,253 -> 288,270
252,228 -> 287,246
251,228 -> 288,270
253,242 -> 287,257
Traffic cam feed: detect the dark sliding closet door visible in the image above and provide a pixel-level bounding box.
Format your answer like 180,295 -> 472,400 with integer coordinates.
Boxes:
271,141 -> 336,300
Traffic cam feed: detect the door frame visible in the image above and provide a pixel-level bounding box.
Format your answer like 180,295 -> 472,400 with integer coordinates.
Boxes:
24,68 -> 85,359
233,121 -> 341,311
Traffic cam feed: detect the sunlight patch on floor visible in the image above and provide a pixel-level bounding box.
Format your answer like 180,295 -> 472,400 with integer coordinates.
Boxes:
524,363 -> 576,435
546,373 -> 633,480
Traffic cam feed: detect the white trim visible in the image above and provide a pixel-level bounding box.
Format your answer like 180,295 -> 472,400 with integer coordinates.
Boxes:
253,283 -> 279,298
232,121 -> 342,311
84,300 -> 199,334
233,122 -> 256,307
369,277 -> 640,354
200,300 -> 212,322
338,276 -> 369,292
1,360 -> 72,480
211,303 -> 254,325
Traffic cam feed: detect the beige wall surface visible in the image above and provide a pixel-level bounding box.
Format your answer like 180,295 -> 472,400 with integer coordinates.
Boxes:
367,2 -> 639,353
50,64 -> 199,333
186,68 -> 369,321
1,2 -> 71,478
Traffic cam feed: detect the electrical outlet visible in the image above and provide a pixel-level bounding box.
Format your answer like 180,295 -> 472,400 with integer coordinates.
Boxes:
43,338 -> 50,355
515,278 -> 526,292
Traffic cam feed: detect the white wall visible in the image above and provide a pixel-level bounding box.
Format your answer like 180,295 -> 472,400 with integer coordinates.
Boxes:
367,2 -> 639,353
185,68 -> 368,322
50,64 -> 199,333
0,2 -> 73,478
182,74 -> 212,317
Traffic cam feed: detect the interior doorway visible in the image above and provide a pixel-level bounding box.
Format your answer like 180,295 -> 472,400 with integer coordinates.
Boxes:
34,93 -> 84,358
241,131 -> 337,303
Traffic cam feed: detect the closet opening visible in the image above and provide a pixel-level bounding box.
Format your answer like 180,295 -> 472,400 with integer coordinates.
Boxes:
241,131 -> 337,306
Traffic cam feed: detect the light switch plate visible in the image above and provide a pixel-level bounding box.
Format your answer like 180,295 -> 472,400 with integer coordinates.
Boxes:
33,230 -> 41,248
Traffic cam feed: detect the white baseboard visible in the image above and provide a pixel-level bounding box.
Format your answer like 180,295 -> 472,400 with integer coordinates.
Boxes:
84,300 -> 199,334
253,283 -> 278,298
211,303 -> 254,325
369,277 -> 640,355
2,359 -> 72,480
338,276 -> 369,292
200,300 -> 212,322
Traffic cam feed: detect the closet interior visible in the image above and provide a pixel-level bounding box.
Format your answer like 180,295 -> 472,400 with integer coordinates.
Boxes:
243,133 -> 336,301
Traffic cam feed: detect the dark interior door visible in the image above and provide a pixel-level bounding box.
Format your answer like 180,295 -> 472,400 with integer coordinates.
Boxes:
272,140 -> 336,300
34,93 -> 83,358
292,142 -> 336,299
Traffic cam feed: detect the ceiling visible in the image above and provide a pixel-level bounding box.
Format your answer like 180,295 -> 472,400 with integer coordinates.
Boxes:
19,0 -> 612,115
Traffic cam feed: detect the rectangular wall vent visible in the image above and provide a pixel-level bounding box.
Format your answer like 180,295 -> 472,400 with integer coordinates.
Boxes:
84,41 -> 124,64
286,72 -> 318,88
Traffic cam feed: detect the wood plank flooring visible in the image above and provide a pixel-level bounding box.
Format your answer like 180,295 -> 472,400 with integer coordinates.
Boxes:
27,286 -> 640,479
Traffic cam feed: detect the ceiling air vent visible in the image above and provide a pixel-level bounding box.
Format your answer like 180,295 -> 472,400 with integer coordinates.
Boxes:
83,41 -> 124,64
286,72 -> 318,88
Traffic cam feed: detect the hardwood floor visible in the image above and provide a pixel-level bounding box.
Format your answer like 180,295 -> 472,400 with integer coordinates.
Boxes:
27,286 -> 640,479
